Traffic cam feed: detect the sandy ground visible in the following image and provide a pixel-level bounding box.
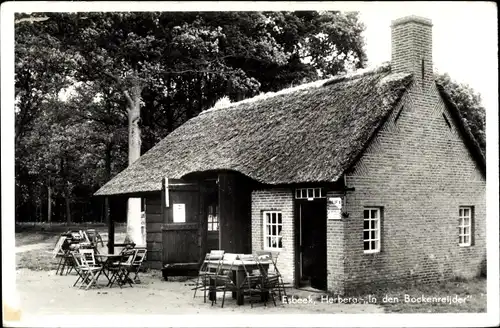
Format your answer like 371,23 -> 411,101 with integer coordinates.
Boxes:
15,268 -> 384,319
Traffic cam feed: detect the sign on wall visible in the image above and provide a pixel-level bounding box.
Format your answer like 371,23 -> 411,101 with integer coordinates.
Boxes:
327,197 -> 343,220
173,203 -> 186,223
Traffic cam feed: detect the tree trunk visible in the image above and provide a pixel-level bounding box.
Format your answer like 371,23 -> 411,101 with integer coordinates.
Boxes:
47,177 -> 52,223
124,81 -> 145,246
65,190 -> 72,224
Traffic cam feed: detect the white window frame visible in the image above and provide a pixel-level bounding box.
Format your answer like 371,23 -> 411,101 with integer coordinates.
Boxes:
363,208 -> 381,254
263,211 -> 283,250
295,188 -> 325,200
459,206 -> 472,247
207,205 -> 219,232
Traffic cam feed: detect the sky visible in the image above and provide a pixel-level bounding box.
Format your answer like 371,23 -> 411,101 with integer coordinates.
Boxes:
356,1 -> 498,113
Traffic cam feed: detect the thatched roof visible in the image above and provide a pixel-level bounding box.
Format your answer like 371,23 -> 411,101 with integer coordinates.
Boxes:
95,65 -> 414,196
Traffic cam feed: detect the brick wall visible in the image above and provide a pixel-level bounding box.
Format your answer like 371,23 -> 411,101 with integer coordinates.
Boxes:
251,189 -> 295,285
326,191 -> 346,294
340,78 -> 486,294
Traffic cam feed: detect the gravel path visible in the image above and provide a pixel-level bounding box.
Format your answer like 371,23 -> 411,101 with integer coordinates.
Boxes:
15,268 -> 384,319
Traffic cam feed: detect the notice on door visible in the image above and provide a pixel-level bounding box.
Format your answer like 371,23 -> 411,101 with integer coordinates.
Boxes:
327,197 -> 342,220
173,203 -> 186,223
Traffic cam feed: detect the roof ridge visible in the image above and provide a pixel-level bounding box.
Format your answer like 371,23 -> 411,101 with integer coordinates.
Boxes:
200,61 -> 392,115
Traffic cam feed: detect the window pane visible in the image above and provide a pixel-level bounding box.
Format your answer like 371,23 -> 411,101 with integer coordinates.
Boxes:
214,216 -> 218,223
267,225 -> 271,235
267,237 -> 272,248
266,213 -> 271,223
371,241 -> 376,250
271,237 -> 277,248
214,223 -> 218,231
459,208 -> 463,217
459,235 -> 464,244
364,210 -> 370,219
464,208 -> 470,217
371,210 -> 378,218
371,231 -> 376,239
363,220 -> 369,229
295,189 -> 300,198
464,236 -> 469,244
464,218 -> 470,226
278,237 -> 282,248
308,189 -> 313,198
272,214 -> 276,224
363,231 -> 369,240
277,214 -> 282,224
464,227 -> 469,235
208,223 -> 212,231
272,225 -> 276,236
277,225 -> 282,235
370,220 -> 375,229
364,241 -> 370,250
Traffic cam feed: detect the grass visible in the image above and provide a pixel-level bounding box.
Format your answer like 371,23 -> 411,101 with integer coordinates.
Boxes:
16,225 -> 128,271
355,277 -> 487,313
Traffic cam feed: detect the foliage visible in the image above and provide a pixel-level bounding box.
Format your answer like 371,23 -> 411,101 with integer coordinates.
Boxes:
14,11 -> 368,223
436,73 -> 486,154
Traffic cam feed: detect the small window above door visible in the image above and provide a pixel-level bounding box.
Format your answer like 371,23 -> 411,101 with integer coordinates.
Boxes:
295,188 -> 325,200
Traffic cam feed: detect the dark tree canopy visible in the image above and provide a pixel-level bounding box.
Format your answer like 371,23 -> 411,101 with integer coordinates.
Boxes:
14,11 -> 368,223
15,12 -> 485,225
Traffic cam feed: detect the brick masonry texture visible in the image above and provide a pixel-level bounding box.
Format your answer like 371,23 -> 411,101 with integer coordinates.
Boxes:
339,18 -> 486,293
251,17 -> 485,295
251,189 -> 295,285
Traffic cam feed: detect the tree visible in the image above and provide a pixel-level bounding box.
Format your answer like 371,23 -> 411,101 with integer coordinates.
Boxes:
14,11 -> 368,238
436,73 -> 486,154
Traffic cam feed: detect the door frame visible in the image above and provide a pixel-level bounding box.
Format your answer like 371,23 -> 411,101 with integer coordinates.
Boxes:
294,197 -> 327,289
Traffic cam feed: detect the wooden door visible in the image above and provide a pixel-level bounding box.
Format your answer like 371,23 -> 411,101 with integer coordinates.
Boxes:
162,179 -> 203,264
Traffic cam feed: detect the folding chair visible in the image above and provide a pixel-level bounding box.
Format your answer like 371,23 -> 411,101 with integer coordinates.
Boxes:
260,269 -> 280,306
109,249 -> 136,288
193,250 -> 225,302
255,250 -> 288,302
210,253 -> 238,308
130,248 -> 147,283
75,249 -> 103,290
239,254 -> 265,308
71,251 -> 90,287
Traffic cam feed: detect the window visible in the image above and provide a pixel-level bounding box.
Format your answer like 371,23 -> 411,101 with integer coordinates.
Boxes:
295,188 -> 325,199
363,208 -> 381,253
263,211 -> 283,250
459,206 -> 473,246
207,205 -> 219,231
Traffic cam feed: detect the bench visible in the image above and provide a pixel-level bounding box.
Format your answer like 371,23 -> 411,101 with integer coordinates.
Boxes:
162,262 -> 199,280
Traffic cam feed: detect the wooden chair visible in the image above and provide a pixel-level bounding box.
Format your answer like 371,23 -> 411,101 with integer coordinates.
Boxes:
239,254 -> 265,308
109,249 -> 136,288
210,253 -> 238,307
75,249 -> 103,290
70,251 -> 87,287
255,250 -> 288,302
193,250 -> 225,302
130,248 -> 147,283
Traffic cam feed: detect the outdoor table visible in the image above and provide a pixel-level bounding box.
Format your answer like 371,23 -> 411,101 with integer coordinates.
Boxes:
95,253 -> 123,286
206,257 -> 271,305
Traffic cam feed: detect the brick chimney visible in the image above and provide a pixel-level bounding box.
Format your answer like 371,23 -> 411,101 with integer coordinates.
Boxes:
391,16 -> 433,90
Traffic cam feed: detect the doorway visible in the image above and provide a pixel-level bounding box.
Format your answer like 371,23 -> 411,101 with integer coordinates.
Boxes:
298,199 -> 327,290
